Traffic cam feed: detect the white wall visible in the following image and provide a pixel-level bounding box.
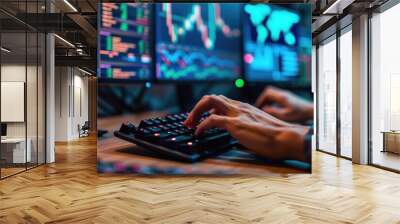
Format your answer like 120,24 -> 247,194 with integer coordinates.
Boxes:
55,67 -> 69,141
54,67 -> 89,141
72,73 -> 89,138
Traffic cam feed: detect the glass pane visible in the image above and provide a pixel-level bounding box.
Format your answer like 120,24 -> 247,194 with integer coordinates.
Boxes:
26,0 -> 40,169
0,1 -> 46,178
317,36 -> 337,154
27,31 -> 38,169
1,30 -> 27,177
312,45 -> 317,151
371,4 -> 400,171
339,29 -> 352,158
38,32 -> 45,165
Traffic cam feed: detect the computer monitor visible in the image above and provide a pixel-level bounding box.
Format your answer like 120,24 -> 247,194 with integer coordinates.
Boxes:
98,3 -> 153,81
1,123 -> 7,137
243,4 -> 312,84
155,3 -> 242,81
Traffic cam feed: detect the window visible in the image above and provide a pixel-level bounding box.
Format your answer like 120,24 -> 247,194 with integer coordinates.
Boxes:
370,3 -> 400,171
339,27 -> 352,158
0,0 -> 46,179
317,36 -> 337,154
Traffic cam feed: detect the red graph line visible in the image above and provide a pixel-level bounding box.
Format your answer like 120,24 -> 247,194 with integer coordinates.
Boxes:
165,3 -> 175,43
195,5 -> 209,49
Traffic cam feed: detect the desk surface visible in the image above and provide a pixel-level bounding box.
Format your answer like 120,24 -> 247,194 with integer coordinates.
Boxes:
97,112 -> 309,175
1,138 -> 27,143
381,131 -> 400,134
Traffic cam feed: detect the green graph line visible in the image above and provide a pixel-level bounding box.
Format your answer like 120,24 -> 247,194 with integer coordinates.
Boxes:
106,36 -> 112,51
159,64 -> 234,80
138,40 -> 145,54
120,3 -> 128,31
107,68 -> 112,78
137,25 -> 144,34
208,4 -> 216,49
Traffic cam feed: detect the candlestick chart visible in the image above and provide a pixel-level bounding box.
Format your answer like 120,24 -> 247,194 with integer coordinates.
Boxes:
155,3 -> 242,81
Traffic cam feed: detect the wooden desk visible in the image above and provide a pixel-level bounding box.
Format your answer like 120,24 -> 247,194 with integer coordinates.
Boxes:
98,112 -> 310,175
382,131 -> 400,154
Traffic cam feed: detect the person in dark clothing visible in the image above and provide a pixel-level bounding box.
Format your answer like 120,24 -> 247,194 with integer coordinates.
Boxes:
184,86 -> 313,163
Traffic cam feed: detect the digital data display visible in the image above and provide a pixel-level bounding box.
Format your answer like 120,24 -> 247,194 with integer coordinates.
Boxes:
243,4 -> 312,83
155,3 -> 242,81
99,3 -> 153,80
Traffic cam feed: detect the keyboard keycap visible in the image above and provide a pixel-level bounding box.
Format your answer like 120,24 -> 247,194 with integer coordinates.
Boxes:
167,130 -> 178,136
120,123 -> 136,134
166,116 -> 177,122
202,132 -> 231,146
139,120 -> 153,128
160,126 -> 169,131
137,128 -> 151,135
149,127 -> 161,133
165,135 -> 193,144
159,118 -> 168,123
166,124 -> 176,129
153,132 -> 171,139
178,140 -> 201,152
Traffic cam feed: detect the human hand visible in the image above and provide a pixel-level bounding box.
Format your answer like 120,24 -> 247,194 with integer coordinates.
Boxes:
255,86 -> 314,123
184,95 -> 310,162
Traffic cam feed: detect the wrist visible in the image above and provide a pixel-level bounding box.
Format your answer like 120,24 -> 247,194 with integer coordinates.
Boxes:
275,126 -> 310,162
304,104 -> 314,121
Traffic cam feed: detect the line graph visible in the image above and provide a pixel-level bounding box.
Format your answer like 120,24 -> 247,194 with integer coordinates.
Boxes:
161,3 -> 240,49
157,64 -> 236,80
159,48 -> 236,68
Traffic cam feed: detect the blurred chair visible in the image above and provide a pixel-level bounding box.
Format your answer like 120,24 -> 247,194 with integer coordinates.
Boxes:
79,121 -> 90,138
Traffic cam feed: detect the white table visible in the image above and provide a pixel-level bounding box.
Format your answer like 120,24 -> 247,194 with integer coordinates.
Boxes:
1,138 -> 31,163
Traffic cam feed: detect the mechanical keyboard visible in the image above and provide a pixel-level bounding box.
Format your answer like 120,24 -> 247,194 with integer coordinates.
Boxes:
114,113 -> 238,162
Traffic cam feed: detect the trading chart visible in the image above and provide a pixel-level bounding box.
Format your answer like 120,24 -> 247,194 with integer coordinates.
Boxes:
243,4 -> 311,83
99,3 -> 153,80
155,3 -> 242,81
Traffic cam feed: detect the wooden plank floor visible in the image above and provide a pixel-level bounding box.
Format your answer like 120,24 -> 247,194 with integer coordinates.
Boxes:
1,135 -> 400,224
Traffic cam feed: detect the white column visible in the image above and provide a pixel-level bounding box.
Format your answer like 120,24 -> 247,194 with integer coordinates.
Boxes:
46,32 -> 55,163
312,45 -> 317,150
352,14 -> 369,164
45,0 -> 56,164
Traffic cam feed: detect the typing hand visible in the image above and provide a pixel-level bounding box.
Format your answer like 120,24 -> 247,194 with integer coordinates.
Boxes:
184,95 -> 310,162
255,86 -> 314,123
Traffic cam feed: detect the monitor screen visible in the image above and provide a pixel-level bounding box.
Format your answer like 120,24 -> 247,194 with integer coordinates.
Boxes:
155,3 -> 242,81
243,4 -> 312,84
98,3 -> 153,81
1,123 -> 7,137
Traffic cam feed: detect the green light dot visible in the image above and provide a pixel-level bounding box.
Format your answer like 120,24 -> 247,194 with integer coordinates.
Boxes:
235,78 -> 245,88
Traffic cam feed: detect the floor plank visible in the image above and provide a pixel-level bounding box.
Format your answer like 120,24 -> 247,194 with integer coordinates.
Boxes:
0,135 -> 399,224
